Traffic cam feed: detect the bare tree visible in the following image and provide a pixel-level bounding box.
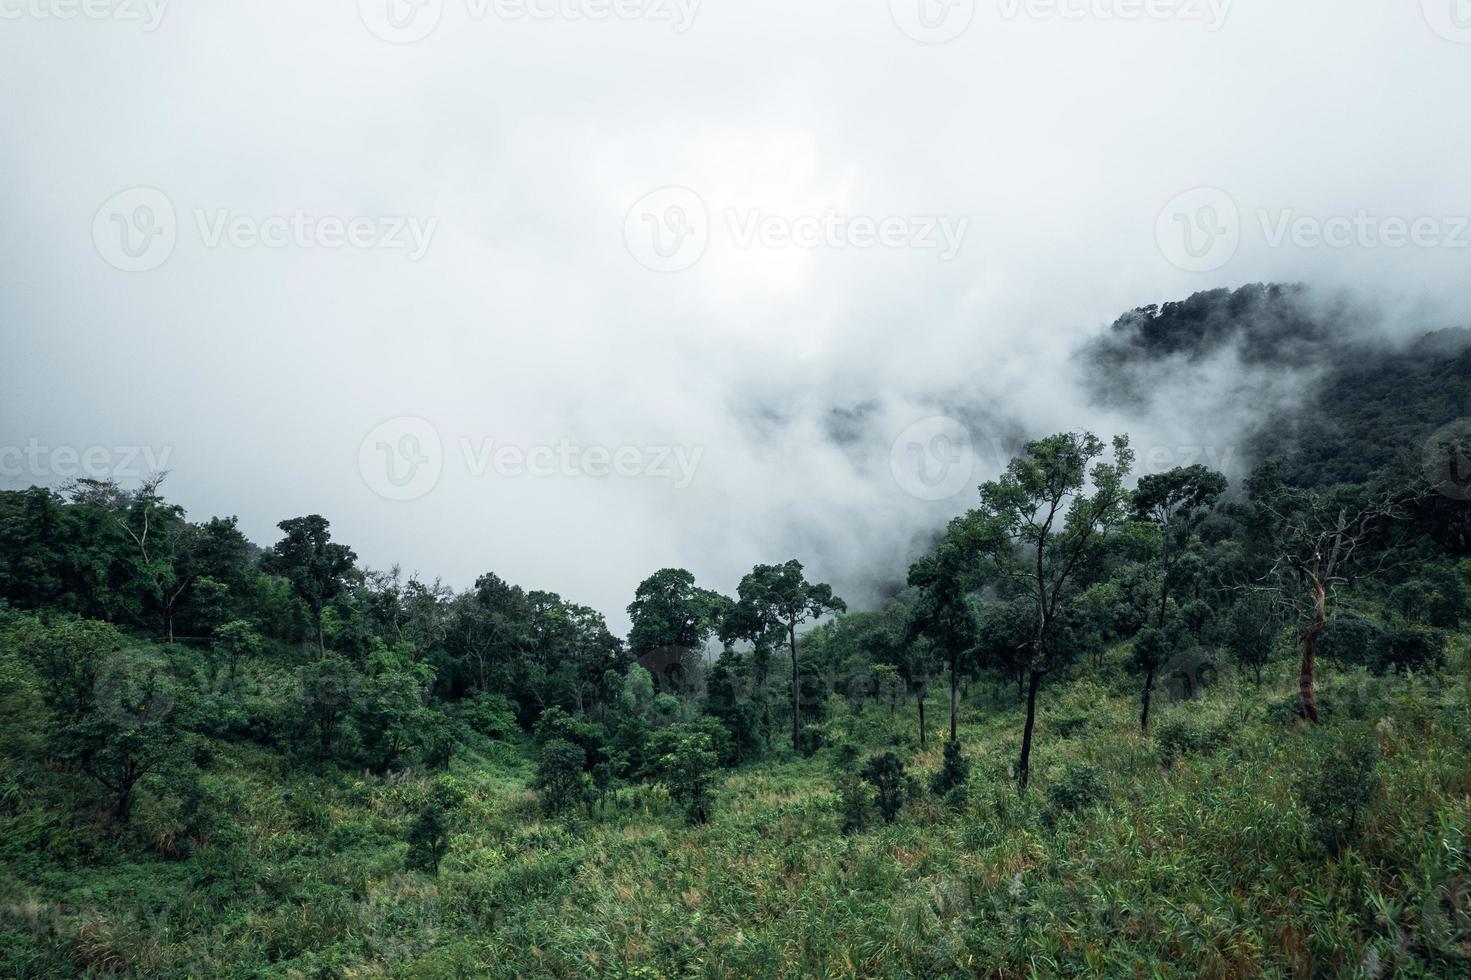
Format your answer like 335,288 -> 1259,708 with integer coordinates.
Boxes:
1251,484 -> 1408,723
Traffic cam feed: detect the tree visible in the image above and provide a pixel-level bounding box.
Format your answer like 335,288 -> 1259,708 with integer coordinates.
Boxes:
1249,474 -> 1406,723
55,645 -> 187,823
1132,465 -> 1228,629
969,432 -> 1134,789
536,737 -> 591,816
296,654 -> 358,758
907,513 -> 988,743
627,568 -> 728,660
213,619 -> 263,687
447,572 -> 530,696
899,635 -> 942,746
27,618 -> 123,722
861,751 -> 907,823
262,516 -> 357,655
652,727 -> 719,824
725,561 -> 846,752
406,800 -> 452,874
1130,627 -> 1170,731
872,663 -> 901,717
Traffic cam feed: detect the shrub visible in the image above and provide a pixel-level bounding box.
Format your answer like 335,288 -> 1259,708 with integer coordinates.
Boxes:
930,738 -> 970,798
406,802 -> 451,874
1048,764 -> 1109,813
1297,730 -> 1380,854
457,692 -> 519,740
834,772 -> 874,834
535,738 -> 591,817
1154,716 -> 1225,765
652,728 -> 719,825
861,752 -> 908,824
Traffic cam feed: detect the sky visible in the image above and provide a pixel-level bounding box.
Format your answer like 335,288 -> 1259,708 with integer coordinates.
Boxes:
3,0 -> 1470,633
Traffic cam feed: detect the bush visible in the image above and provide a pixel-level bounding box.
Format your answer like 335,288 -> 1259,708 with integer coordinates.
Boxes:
457,692 -> 519,740
1048,764 -> 1109,813
930,738 -> 970,798
1297,730 -> 1380,854
535,738 -> 591,817
406,802 -> 452,874
1154,716 -> 1226,765
861,752 -> 908,824
835,772 -> 874,834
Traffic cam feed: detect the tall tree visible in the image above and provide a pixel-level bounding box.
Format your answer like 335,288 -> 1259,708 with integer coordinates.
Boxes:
969,432 -> 1133,789
262,515 -> 357,655
1249,474 -> 1406,723
725,560 -> 846,752
1130,465 -> 1226,729
907,513 -> 988,743
626,568 -> 728,661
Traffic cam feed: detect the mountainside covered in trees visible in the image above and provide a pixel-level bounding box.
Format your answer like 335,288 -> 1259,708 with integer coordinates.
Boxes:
2,286 -> 1470,976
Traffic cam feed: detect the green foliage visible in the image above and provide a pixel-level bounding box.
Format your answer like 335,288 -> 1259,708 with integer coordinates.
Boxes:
535,737 -> 590,816
861,751 -> 907,823
834,771 -> 874,834
405,799 -> 452,874
1298,729 -> 1381,854
929,738 -> 970,799
651,726 -> 719,824
1047,764 -> 1109,813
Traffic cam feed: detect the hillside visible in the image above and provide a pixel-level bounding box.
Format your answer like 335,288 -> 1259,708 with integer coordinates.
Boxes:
2,289 -> 1470,977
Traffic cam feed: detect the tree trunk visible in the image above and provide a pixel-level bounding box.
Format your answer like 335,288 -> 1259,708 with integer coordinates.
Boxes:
949,650 -> 959,743
317,615 -> 326,656
1139,666 -> 1156,731
1299,598 -> 1326,724
1016,668 -> 1043,790
789,623 -> 801,752
917,688 -> 926,746
164,609 -> 174,645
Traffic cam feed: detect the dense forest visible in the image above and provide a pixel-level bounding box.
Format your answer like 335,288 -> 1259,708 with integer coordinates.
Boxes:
3,286 -> 1471,976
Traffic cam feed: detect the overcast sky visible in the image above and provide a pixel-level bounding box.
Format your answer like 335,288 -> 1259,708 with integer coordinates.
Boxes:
3,0 -> 1469,632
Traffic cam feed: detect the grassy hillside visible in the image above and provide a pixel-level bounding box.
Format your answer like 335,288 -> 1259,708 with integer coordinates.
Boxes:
4,631 -> 1468,977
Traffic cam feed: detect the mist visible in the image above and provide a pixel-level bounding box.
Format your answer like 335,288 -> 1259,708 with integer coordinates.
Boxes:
3,0 -> 1470,630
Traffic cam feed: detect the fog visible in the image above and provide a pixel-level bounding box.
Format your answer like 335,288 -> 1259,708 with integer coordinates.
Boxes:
3,0 -> 1469,630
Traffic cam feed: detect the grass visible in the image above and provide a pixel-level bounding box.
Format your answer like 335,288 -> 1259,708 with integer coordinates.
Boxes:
3,640 -> 1471,976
